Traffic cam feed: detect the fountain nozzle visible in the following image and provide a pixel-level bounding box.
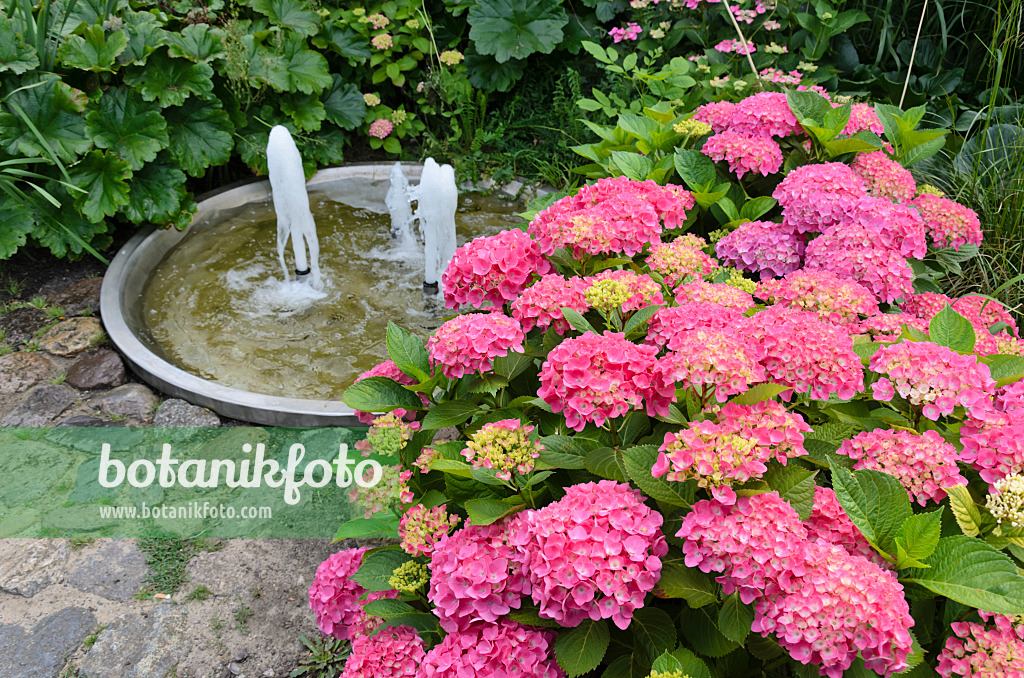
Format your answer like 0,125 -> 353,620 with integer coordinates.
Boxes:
423,281 -> 439,293
295,267 -> 311,277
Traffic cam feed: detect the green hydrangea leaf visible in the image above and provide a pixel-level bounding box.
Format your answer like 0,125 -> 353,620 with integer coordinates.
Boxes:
342,376 -> 424,414
903,536 -> 1024,615
631,608 -> 677,663
929,304 -> 976,353
251,0 -> 319,36
57,24 -> 127,72
124,50 -> 215,107
0,197 -> 35,259
718,592 -> 755,644
122,157 -> 189,224
164,98 -> 234,176
322,75 -> 365,130
468,0 -> 568,63
0,15 -> 39,74
69,150 -> 132,222
119,11 -> 168,66
554,619 -> 610,677
831,467 -> 911,555
85,88 -> 168,170
0,83 -> 92,163
279,91 -> 326,132
164,23 -> 225,62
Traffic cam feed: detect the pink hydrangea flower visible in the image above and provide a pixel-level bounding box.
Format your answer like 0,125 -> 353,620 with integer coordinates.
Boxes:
805,486 -> 891,568
773,162 -> 867,233
997,381 -> 1024,413
400,504 -> 459,557
653,401 -> 809,502
960,409 -> 1024,491
655,328 -> 767,404
511,274 -> 590,335
428,520 -> 530,632
350,463 -> 414,518
463,419 -> 543,481
870,340 -> 996,420
352,360 -> 429,424
369,118 -> 393,138
751,541 -> 914,678
609,22 -> 642,42
646,302 -> 747,350
442,230 -> 552,309
715,220 -> 806,279
693,101 -> 738,133
749,306 -> 865,400
838,429 -> 968,505
911,194 -> 983,250
309,548 -> 399,640
851,151 -> 916,202
728,92 -> 804,139
857,313 -> 929,342
938,612 -> 1024,677
646,234 -> 719,285
674,280 -> 755,311
537,331 -> 673,430
830,195 -> 928,259
510,480 -> 668,630
842,103 -> 885,136
803,222 -> 914,302
341,625 -> 425,678
426,313 -> 524,378
714,38 -> 756,54
702,131 -> 784,178
953,295 -> 1019,337
420,618 -> 564,678
901,292 -> 955,320
583,269 -> 664,314
756,269 -> 878,324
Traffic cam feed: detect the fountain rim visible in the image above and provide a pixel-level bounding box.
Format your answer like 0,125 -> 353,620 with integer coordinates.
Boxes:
101,162 -> 430,427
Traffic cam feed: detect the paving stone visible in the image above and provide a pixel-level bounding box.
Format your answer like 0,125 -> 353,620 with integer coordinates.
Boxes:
0,384 -> 78,426
37,317 -> 104,357
0,539 -> 70,598
153,399 -> 221,427
0,306 -> 47,347
90,383 -> 158,418
65,349 -> 126,390
0,352 -> 60,394
56,414 -> 126,427
0,607 -> 96,678
78,607 -> 188,678
47,277 -> 102,317
65,539 -> 147,602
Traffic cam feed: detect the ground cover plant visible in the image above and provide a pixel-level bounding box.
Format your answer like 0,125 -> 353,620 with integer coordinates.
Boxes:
299,88 -> 1024,678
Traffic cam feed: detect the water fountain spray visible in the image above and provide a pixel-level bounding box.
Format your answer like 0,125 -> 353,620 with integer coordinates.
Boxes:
387,159 -> 458,291
267,126 -> 323,290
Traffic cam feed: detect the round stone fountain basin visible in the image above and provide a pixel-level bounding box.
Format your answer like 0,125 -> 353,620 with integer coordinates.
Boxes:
101,164 -> 522,426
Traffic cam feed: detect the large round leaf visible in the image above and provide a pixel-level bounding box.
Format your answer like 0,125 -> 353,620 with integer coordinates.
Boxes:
467,0 -> 568,63
0,81 -> 92,163
85,88 -> 169,171
164,98 -> 234,176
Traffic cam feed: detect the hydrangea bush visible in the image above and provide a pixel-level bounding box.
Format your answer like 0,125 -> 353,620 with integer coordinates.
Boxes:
318,89 -> 1024,678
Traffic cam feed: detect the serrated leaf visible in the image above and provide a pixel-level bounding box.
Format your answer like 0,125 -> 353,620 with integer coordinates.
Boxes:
538,435 -> 600,469
555,618 -> 610,677
342,376 -> 424,414
273,33 -> 332,94
585,447 -> 626,481
468,0 -> 568,63
945,485 -> 983,538
57,24 -> 127,72
895,508 -> 944,569
466,498 -> 523,525
386,322 -> 430,382
164,98 -> 234,176
631,607 -> 676,663
679,605 -> 740,657
610,151 -> 654,181
929,305 -> 976,353
325,26 -> 371,60
164,23 -> 225,62
85,88 -> 168,171
333,514 -> 401,541
119,10 -> 167,66
0,83 -> 91,163
351,547 -> 411,591
831,467 -> 911,554
69,150 -> 131,222
653,563 -> 716,607
622,445 -> 693,507
561,307 -> 597,334
730,382 -> 788,405
251,0 -> 319,35
983,354 -> 1024,387
122,158 -> 189,224
0,198 -> 34,259
623,305 -> 661,336
420,401 -> 479,430
718,593 -> 754,644
673,148 -> 716,189
0,15 -> 38,74
765,464 -> 818,519
321,76 -> 365,130
903,536 -> 1024,615
125,51 -> 214,107
361,598 -> 417,618
787,89 -> 832,126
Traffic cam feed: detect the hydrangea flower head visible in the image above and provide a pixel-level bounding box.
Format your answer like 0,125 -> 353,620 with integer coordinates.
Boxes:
356,412 -> 418,458
911,194 -> 983,250
953,296 -> 1019,338
838,430 -> 967,505
986,474 -> 1024,529
350,463 -> 413,518
655,328 -> 767,404
857,313 -> 929,342
309,548 -> 399,639
538,331 -> 672,430
842,103 -> 885,136
803,222 -> 914,302
371,33 -> 393,50
369,118 -> 393,138
428,519 -> 529,632
439,49 -> 464,65
646,303 -> 747,351
702,131 -> 784,178
805,486 -> 890,567
773,162 -> 867,233
426,313 -> 525,378
341,625 -> 424,678
363,92 -> 380,106
693,101 -> 738,133
511,274 -> 590,334
674,118 -> 712,137
463,419 -> 544,481
584,269 -> 664,314
937,612 -> 1024,677
715,220 -> 806,279
834,195 -> 928,259
400,504 -> 460,557
756,269 -> 878,324
647,235 -> 719,286
511,480 -> 668,629
901,292 -> 955,320
390,560 -> 430,592
851,151 -> 916,202
442,229 -> 552,309
869,341 -> 995,420
674,280 -> 755,311
728,91 -> 803,138
960,410 -> 1024,491
420,618 -> 564,678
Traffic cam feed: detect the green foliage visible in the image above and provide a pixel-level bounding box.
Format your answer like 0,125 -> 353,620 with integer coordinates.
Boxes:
467,0 -> 568,63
